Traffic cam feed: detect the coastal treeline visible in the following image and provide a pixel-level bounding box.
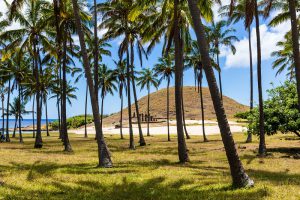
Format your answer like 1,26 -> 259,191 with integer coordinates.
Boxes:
0,0 -> 299,188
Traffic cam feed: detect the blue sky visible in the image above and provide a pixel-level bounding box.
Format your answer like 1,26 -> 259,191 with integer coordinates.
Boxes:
0,0 -> 289,119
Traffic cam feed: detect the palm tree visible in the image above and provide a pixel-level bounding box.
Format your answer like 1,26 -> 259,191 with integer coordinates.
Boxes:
98,0 -> 148,147
137,68 -> 159,137
154,55 -> 175,141
186,40 -> 209,142
113,59 -> 127,139
0,0 -> 53,148
71,0 -> 113,167
219,0 -> 262,143
207,20 -> 239,100
263,0 -> 300,111
187,0 -> 254,188
99,64 -> 117,134
271,32 -> 294,80
8,98 -> 31,143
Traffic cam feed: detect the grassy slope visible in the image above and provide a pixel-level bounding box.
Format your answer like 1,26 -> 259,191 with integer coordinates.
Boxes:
0,133 -> 299,200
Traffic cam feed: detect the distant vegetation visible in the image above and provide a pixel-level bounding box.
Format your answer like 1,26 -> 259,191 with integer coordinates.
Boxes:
50,115 -> 94,130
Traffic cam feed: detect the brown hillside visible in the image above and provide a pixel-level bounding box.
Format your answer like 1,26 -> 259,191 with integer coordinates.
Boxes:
104,86 -> 248,125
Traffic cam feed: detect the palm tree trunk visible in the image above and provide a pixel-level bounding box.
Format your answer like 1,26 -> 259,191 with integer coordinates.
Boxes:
93,0 -> 99,104
174,0 -> 189,163
254,1 -> 266,156
62,32 -> 72,152
100,94 -> 104,132
147,87 -> 150,136
130,42 -> 146,146
18,87 -> 23,143
5,79 -> 11,142
32,96 -> 35,138
187,0 -> 253,188
13,116 -> 17,138
84,83 -> 88,138
53,0 -> 62,140
72,0 -> 112,167
217,53 -> 223,100
57,98 -> 61,138
246,27 -> 253,143
45,101 -> 50,137
199,67 -> 208,142
288,0 -> 300,111
167,78 -> 170,141
2,94 -> 5,140
181,86 -> 190,139
120,90 -> 124,139
126,44 -> 135,149
34,41 -> 43,149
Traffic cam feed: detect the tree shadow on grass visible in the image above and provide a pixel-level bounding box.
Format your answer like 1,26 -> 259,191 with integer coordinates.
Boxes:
2,176 -> 269,200
247,169 -> 300,185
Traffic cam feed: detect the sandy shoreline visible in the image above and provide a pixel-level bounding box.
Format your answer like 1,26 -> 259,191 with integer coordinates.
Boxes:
69,120 -> 247,136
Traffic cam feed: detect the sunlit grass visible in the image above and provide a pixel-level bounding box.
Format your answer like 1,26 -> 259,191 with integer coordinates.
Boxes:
0,132 -> 299,199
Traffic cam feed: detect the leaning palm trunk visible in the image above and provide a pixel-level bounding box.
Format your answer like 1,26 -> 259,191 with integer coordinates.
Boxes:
187,0 -> 253,188
62,33 -> 72,152
6,78 -> 11,142
181,86 -> 190,139
93,0 -> 99,104
174,0 -> 189,163
72,0 -> 112,167
130,42 -> 146,146
167,78 -> 170,141
254,1 -> 266,156
288,0 -> 300,111
216,53 -> 223,100
13,116 -> 17,138
246,27 -> 253,143
199,67 -> 208,142
126,45 -> 135,149
84,84 -> 88,138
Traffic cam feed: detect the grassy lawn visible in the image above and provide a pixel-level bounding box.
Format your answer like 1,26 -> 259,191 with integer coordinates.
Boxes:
0,132 -> 299,200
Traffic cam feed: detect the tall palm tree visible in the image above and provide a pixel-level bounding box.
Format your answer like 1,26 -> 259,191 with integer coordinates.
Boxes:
220,0 -> 263,143
187,0 -> 254,188
154,55 -> 175,141
186,40 -> 209,142
99,64 -> 117,133
137,68 -> 159,137
264,0 -> 300,111
71,0 -> 113,167
113,59 -> 127,139
229,0 -> 266,155
207,20 -> 239,100
98,0 -> 147,147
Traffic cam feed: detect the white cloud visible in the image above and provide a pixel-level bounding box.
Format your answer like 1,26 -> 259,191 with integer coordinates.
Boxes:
221,21 -> 290,69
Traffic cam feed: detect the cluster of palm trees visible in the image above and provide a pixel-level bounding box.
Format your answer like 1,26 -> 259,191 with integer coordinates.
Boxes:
0,0 -> 299,188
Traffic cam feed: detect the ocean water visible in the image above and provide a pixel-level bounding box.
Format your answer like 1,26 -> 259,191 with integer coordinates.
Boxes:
0,119 -> 57,129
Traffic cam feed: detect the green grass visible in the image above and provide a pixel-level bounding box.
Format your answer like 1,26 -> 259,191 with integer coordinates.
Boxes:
0,132 -> 299,200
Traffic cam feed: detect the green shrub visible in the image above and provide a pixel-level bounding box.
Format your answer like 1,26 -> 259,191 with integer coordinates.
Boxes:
234,111 -> 250,119
50,115 -> 94,130
248,81 -> 300,137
